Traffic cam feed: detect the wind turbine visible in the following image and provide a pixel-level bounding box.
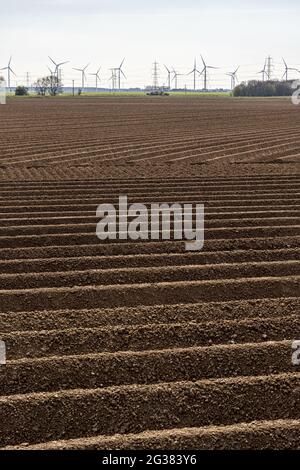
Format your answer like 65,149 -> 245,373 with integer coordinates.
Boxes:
164,65 -> 172,90
89,67 -> 101,91
172,69 -> 184,90
226,66 -> 239,90
282,58 -> 299,81
73,63 -> 90,90
188,58 -> 202,91
109,69 -> 118,91
48,56 -> 69,81
172,69 -> 179,90
115,58 -> 126,91
258,59 -> 268,81
1,56 -> 16,91
199,55 -> 218,91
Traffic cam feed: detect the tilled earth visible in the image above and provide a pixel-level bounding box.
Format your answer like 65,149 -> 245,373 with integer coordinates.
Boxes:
0,96 -> 299,449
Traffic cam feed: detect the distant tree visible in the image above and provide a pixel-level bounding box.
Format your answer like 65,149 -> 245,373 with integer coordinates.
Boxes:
34,77 -> 48,96
264,83 -> 276,96
15,86 -> 29,96
34,75 -> 63,96
0,75 -> 5,90
48,75 -> 63,96
233,83 -> 247,97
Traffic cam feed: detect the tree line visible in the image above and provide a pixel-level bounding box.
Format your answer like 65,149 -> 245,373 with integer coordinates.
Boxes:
11,76 -> 63,96
233,80 -> 296,97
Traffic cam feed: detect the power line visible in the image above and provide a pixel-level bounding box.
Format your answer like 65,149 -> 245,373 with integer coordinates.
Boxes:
152,61 -> 159,90
266,55 -> 274,80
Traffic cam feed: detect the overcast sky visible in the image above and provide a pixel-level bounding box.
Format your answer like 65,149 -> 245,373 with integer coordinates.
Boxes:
2,0 -> 300,89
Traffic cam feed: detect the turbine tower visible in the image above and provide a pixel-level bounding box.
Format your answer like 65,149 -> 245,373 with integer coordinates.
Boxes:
73,63 -> 90,90
282,58 -> 299,81
164,65 -> 172,90
109,69 -> 118,91
1,56 -> 16,91
89,67 -> 101,91
114,58 -> 126,91
200,55 -> 218,91
48,57 -> 69,81
187,58 -> 202,91
226,66 -> 239,90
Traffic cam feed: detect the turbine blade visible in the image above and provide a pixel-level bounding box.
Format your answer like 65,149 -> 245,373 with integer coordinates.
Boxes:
10,68 -> 16,77
49,56 -> 57,67
200,55 -> 205,67
120,58 -> 125,69
84,63 -> 90,70
121,70 -> 126,79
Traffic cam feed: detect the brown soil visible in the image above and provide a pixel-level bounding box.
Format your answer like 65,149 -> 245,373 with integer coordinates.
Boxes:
0,96 -> 299,449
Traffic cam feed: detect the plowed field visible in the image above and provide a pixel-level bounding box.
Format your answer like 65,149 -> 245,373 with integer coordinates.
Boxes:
0,96 -> 299,450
